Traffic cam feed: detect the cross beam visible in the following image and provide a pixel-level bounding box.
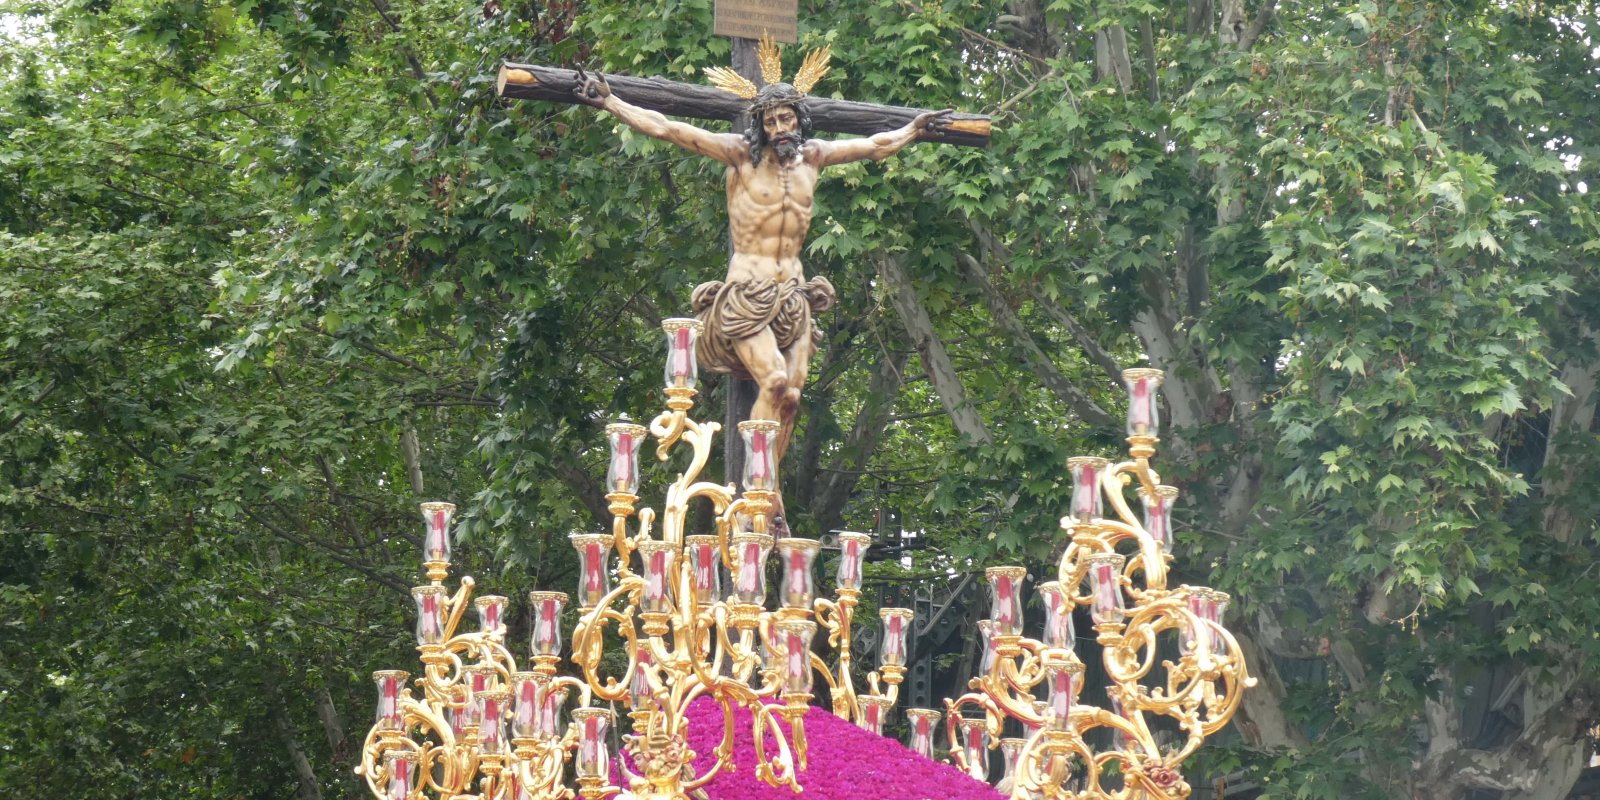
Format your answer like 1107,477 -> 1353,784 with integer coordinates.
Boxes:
496,63 -> 991,148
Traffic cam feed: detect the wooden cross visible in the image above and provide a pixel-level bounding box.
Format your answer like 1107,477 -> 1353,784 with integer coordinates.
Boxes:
495,63 -> 991,148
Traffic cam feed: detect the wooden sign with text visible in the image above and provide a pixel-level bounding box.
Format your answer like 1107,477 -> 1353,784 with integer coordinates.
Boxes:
713,0 -> 797,43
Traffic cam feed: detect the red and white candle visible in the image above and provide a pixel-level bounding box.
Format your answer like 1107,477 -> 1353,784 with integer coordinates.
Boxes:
776,538 -> 819,609
373,670 -> 409,732
1085,554 -> 1126,625
528,591 -> 566,657
630,645 -> 656,704
475,595 -> 507,637
637,541 -> 676,614
835,532 -> 870,592
987,566 -> 1026,636
570,534 -> 613,609
383,751 -> 418,800
1139,485 -> 1179,554
905,708 -> 942,758
605,422 -> 647,495
572,708 -> 611,778
537,683 -> 568,740
880,608 -> 912,667
738,420 -> 779,492
685,535 -> 720,604
958,718 -> 988,780
419,501 -> 455,568
1039,581 -> 1075,651
511,672 -> 541,740
777,620 -> 816,695
729,534 -> 772,605
411,586 -> 447,647
1067,458 -> 1108,523
1044,658 -> 1081,732
477,689 -> 509,754
858,696 -> 889,735
1122,368 -> 1164,438
662,318 -> 702,391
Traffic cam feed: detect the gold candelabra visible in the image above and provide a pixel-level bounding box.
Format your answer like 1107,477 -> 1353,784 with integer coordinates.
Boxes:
356,319 -> 913,800
933,368 -> 1255,800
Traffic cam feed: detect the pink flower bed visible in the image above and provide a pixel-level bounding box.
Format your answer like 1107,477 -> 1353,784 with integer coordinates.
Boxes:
663,697 -> 1004,800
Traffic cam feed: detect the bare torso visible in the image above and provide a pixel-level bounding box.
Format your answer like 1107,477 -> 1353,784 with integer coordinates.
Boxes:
724,149 -> 821,284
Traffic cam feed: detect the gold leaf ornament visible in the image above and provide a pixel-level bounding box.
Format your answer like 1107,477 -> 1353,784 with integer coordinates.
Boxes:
702,30 -> 833,97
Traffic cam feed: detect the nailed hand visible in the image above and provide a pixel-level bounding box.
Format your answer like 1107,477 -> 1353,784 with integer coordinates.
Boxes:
572,68 -> 612,108
913,108 -> 955,137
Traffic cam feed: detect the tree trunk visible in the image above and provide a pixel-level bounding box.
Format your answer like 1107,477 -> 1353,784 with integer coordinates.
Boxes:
874,253 -> 993,445
267,679 -> 325,800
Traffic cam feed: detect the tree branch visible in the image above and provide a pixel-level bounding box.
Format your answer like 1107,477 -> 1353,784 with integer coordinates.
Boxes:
874,253 -> 993,445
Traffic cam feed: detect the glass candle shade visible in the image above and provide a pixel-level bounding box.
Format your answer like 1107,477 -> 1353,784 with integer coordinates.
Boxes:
776,538 -> 820,609
384,750 -> 419,800
1039,581 -> 1075,651
636,541 -> 677,614
986,566 -> 1027,636
1044,657 -> 1083,732
775,620 -> 816,695
1180,587 -> 1209,654
1209,591 -> 1231,651
529,591 -> 566,657
538,683 -> 569,739
905,708 -> 942,758
662,318 -> 701,391
419,501 -> 455,567
1067,458 -> 1109,523
630,645 -> 657,704
373,670 -> 410,732
1106,691 -> 1133,750
605,422 -> 647,496
835,531 -> 870,592
412,586 -> 447,646
858,696 -> 891,735
1000,738 -> 1025,785
685,535 -> 721,605
879,608 -> 913,667
958,718 -> 988,780
738,420 -> 779,492
1084,553 -> 1127,625
570,534 -> 613,609
729,534 -> 773,605
1122,367 -> 1164,438
511,672 -> 542,740
460,664 -> 496,731
477,689 -> 510,754
475,595 -> 508,637
572,708 -> 612,779
977,620 -> 997,676
1138,484 -> 1180,554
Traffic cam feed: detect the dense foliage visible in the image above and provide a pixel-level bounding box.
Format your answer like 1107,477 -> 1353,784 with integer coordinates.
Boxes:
3,1 -> 1598,798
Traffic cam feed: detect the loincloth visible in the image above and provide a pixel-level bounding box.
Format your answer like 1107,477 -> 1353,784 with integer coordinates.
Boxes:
690,276 -> 837,378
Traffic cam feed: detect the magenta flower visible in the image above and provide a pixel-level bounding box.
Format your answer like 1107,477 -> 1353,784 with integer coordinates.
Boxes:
641,697 -> 1006,800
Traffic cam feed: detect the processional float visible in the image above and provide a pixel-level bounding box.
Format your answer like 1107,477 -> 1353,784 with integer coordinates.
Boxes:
356,319 -> 911,800
355,325 -> 1253,799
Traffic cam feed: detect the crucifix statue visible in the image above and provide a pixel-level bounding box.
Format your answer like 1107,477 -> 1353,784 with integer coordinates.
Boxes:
498,36 -> 989,526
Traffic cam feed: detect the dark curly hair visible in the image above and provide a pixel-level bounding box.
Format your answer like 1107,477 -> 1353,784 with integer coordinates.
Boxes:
743,83 -> 813,166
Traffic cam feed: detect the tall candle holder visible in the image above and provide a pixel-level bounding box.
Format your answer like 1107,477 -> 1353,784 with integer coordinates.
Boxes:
356,319 -> 911,800
940,368 -> 1255,800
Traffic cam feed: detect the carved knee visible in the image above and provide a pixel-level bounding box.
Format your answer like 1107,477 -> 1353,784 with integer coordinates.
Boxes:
760,372 -> 790,402
781,387 -> 802,417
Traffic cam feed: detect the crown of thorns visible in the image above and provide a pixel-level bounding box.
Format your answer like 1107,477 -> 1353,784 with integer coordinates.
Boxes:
703,31 -> 831,100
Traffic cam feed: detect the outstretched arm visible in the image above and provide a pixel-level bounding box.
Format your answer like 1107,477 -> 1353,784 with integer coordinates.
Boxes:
574,71 -> 746,165
808,108 -> 953,167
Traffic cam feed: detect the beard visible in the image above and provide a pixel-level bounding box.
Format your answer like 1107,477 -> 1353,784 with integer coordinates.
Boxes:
769,132 -> 803,163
